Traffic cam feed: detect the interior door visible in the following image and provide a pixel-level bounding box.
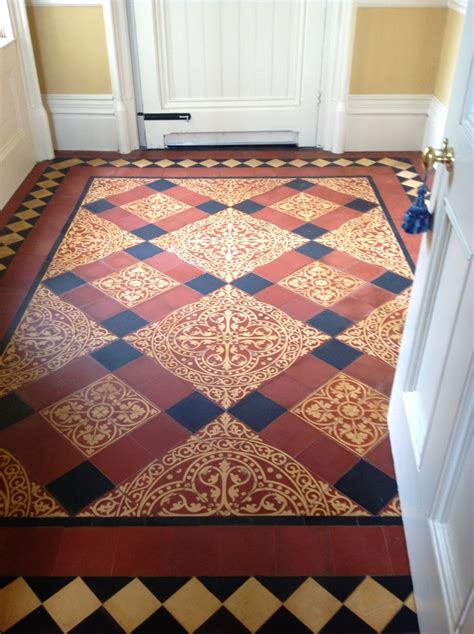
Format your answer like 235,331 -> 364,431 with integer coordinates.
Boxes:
132,0 -> 326,148
0,9 -> 35,209
388,6 -> 473,634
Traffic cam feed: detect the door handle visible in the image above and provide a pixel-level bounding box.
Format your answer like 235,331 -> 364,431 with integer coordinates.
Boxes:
422,138 -> 455,170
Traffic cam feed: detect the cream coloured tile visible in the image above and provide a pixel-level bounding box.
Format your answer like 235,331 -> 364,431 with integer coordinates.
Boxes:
104,578 -> 161,632
284,578 -> 341,632
44,577 -> 101,632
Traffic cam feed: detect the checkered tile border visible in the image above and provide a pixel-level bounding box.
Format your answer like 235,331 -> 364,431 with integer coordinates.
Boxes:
0,155 -> 424,276
0,575 -> 419,633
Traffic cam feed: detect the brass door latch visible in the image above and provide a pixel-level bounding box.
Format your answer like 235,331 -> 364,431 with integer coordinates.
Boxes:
422,138 -> 455,170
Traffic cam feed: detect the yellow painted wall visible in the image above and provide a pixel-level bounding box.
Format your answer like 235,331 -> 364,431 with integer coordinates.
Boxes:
434,9 -> 465,105
27,6 -> 111,94
350,8 -> 448,95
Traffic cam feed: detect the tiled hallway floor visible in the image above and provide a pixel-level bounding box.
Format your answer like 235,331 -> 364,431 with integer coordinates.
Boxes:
0,150 -> 421,632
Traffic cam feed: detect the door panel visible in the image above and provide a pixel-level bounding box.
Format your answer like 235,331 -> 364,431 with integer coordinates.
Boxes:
133,0 -> 326,147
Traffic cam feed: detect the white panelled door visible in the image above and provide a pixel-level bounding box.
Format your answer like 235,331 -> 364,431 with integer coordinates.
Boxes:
388,5 -> 473,634
132,0 -> 326,148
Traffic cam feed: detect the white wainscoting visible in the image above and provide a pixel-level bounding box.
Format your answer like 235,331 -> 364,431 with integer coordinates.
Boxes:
345,94 -> 447,151
44,94 -> 118,150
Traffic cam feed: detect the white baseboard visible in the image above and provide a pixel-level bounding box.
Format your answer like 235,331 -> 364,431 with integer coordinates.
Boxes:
345,94 -> 442,152
44,94 -> 118,151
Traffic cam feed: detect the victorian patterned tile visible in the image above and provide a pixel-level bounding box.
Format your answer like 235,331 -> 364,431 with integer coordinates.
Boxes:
153,208 -> 307,283
338,291 -> 410,367
292,374 -> 388,456
279,261 -> 365,307
91,261 -> 179,308
80,414 -> 367,517
82,177 -> 155,204
0,285 -> 116,397
271,192 -> 340,221
40,375 -> 160,457
44,209 -> 143,279
316,208 -> 413,278
168,177 -> 291,206
307,177 -> 379,204
121,191 -> 190,222
125,285 -> 328,408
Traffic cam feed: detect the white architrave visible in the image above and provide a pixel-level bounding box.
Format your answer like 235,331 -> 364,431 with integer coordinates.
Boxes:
317,0 -> 356,153
8,0 -> 54,160
102,0 -> 138,153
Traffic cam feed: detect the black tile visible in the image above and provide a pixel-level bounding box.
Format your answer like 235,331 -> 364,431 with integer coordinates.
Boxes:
233,200 -> 265,213
312,339 -> 362,369
335,461 -> 398,515
132,224 -> 167,240
256,576 -> 307,601
43,272 -> 85,294
84,200 -> 115,213
197,607 -> 250,633
372,576 -> 413,601
125,243 -> 163,260
372,272 -> 412,294
314,576 -> 364,602
24,577 -> 74,602
91,340 -> 142,371
7,606 -> 63,633
258,607 -> 312,633
229,392 -> 285,432
148,179 -> 176,192
82,577 -> 133,602
46,461 -> 115,515
135,607 -> 186,633
0,393 -> 34,430
70,607 -> 125,633
197,200 -> 227,214
320,606 -> 374,632
101,311 -> 148,337
296,241 -> 333,260
167,393 -> 223,433
0,576 -> 15,589
140,577 -> 190,602
345,198 -> 378,213
383,606 -> 419,632
307,310 -> 353,336
232,274 -> 272,295
198,577 -> 248,602
186,273 -> 226,294
292,223 -> 328,239
287,179 -> 313,191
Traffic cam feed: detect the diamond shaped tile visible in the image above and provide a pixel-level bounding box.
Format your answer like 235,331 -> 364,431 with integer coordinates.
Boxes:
43,272 -> 85,295
229,392 -> 285,431
167,393 -> 224,432
307,310 -> 353,336
196,606 -> 249,633
0,578 -> 41,632
46,461 -> 115,514
147,179 -> 176,191
233,200 -> 265,213
232,273 -> 272,294
334,460 -> 397,514
132,224 -> 167,240
273,192 -> 340,221
122,191 -> 190,222
84,199 -> 115,213
43,578 -> 101,632
292,223 -> 328,239
344,577 -> 403,631
284,578 -> 341,632
312,340 -> 362,370
186,273 -> 226,294
296,241 -> 333,260
126,242 -> 163,260
224,578 -> 281,632
168,177 -> 291,206
164,578 -> 221,632
345,199 -> 378,212
372,271 -> 412,294
286,179 -> 313,191
0,393 -> 34,430
104,579 -> 161,632
91,340 -> 142,371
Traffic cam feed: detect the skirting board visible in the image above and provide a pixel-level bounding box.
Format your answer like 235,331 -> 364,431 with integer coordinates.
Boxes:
345,95 -> 447,152
44,94 -> 118,151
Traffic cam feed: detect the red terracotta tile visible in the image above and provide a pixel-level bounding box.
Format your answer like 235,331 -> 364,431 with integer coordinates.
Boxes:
164,185 -> 209,207
132,295 -> 175,322
345,354 -> 395,397
254,251 -> 312,282
113,527 -> 176,575
74,259 -> 114,281
167,527 -> 221,576
160,285 -> 202,309
0,528 -> 63,576
259,375 -> 313,409
348,284 -> 394,309
82,296 -> 124,321
274,526 -> 334,575
330,526 -> 392,575
21,432 -> 84,485
383,526 -> 411,575
0,413 -> 58,462
138,371 -> 194,410
131,412 -> 190,458
252,208 -> 303,230
157,208 -> 208,232
146,251 -> 185,272
331,296 -> 378,322
281,296 -> 324,321
312,208 -> 360,231
16,372 -> 73,410
319,251 -> 360,271
102,251 -> 138,271
167,261 -> 204,282
114,355 -> 165,390
107,184 -> 156,206
345,259 -> 386,281
260,412 -> 320,457
53,528 -> 120,576
91,435 -> 153,485
286,355 -> 338,390
254,284 -> 300,308
107,213 -> 146,232
312,185 -> 353,206
58,356 -> 109,390
364,436 -> 396,479
295,432 -> 359,484
61,284 -> 105,308
219,527 -> 276,575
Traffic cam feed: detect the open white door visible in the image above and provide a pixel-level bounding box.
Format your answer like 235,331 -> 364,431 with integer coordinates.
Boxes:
132,0 -> 326,148
388,5 -> 473,634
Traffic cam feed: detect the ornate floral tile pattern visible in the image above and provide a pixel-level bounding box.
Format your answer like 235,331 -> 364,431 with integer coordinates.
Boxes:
82,414 -> 367,517
272,192 -> 340,221
83,177 -> 155,204
154,208 -> 307,282
382,495 -> 402,516
307,177 -> 379,203
126,285 -> 328,408
45,208 -> 143,278
40,375 -> 160,456
292,374 -> 388,456
122,192 -> 190,221
0,449 -> 66,517
92,262 -> 179,307
338,292 -> 410,367
279,261 -> 364,306
0,286 -> 116,397
316,208 -> 413,278
168,177 -> 291,206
